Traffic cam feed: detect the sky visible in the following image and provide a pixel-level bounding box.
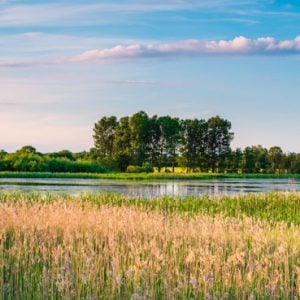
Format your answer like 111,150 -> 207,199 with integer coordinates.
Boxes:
0,0 -> 300,153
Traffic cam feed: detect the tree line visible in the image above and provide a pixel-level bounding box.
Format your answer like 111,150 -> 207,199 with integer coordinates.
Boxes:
0,146 -> 107,173
92,111 -> 300,173
0,111 -> 299,174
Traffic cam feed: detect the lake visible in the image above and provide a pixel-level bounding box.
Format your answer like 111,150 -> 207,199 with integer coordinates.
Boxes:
0,178 -> 299,197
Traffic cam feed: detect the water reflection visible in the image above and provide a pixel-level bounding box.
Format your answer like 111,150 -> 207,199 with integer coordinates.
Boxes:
0,178 -> 299,197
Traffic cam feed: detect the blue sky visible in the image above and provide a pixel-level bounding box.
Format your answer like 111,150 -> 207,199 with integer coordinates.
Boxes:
0,0 -> 300,152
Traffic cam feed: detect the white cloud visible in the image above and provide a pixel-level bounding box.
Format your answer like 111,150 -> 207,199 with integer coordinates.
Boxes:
1,35 -> 300,69
69,36 -> 300,62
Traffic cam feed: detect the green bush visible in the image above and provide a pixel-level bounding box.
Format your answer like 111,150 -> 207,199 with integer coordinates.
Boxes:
142,163 -> 154,173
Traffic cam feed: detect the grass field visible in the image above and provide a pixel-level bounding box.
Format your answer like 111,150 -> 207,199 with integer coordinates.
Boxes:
1,192 -> 300,298
0,171 -> 299,180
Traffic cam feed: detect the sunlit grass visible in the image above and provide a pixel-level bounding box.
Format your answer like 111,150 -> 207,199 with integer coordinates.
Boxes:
0,171 -> 299,180
1,192 -> 300,298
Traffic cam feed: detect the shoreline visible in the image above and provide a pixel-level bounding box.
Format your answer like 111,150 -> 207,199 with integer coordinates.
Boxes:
0,171 -> 299,180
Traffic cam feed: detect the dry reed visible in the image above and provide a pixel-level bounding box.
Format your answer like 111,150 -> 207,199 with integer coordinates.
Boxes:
1,196 -> 300,298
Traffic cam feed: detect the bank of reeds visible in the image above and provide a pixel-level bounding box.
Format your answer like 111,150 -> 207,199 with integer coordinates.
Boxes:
1,192 -> 300,298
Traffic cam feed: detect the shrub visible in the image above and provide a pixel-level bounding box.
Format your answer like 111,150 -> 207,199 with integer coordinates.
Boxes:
126,165 -> 144,173
142,163 -> 154,173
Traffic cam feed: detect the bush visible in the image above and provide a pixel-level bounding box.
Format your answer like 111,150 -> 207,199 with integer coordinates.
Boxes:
126,164 -> 154,173
126,165 -> 143,173
98,157 -> 119,172
142,163 -> 154,173
46,158 -> 108,173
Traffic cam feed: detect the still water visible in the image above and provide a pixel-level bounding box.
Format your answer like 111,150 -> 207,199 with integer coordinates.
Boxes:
0,178 -> 299,197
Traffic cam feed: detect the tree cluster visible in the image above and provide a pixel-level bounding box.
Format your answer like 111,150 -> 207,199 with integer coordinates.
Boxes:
228,145 -> 300,174
1,112 -> 299,174
0,146 -> 108,173
92,111 -> 300,173
92,111 -> 234,172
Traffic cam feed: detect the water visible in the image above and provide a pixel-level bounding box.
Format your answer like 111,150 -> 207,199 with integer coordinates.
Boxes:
0,178 -> 299,197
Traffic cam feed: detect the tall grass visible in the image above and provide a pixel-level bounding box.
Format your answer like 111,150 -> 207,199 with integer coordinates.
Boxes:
1,192 -> 300,225
1,192 -> 300,298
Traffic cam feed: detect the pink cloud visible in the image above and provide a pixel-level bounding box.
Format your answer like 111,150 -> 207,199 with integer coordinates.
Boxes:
69,36 -> 300,62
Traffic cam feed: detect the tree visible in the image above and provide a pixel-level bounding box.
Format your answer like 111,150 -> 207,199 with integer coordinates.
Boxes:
9,146 -> 47,172
284,153 -> 296,173
0,150 -> 8,171
48,150 -> 75,161
129,111 -> 151,165
93,116 -> 118,159
250,145 -> 269,173
113,116 -> 132,171
147,115 -> 161,167
291,154 -> 300,173
226,148 -> 243,173
18,145 -> 38,154
157,116 -> 182,172
180,119 -> 207,172
241,147 -> 255,173
268,146 -> 284,173
206,116 -> 234,173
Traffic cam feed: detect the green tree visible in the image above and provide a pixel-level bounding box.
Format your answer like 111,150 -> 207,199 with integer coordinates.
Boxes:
157,116 -> 182,172
268,146 -> 284,173
147,115 -> 161,167
9,146 -> 47,172
129,111 -> 151,165
113,116 -> 132,171
180,119 -> 207,172
93,116 -> 118,159
48,150 -> 75,161
241,147 -> 254,173
291,154 -> 300,173
250,145 -> 269,173
206,116 -> 234,173
226,148 -> 243,173
0,150 -> 8,171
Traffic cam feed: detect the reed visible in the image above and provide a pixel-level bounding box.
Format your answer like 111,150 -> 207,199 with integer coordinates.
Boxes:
1,192 -> 300,298
1,192 -> 300,225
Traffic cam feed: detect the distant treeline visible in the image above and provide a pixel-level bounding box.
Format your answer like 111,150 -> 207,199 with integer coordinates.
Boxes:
91,111 -> 300,174
0,146 -> 107,173
0,111 -> 299,174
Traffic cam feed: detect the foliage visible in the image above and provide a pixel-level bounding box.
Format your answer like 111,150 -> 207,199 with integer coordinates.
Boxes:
0,146 -> 108,173
94,112 -> 234,173
206,116 -> 234,172
93,116 -> 118,158
0,112 -> 300,174
92,111 -> 300,174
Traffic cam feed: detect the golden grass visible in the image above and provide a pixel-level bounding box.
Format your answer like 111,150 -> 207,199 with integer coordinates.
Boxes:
1,198 -> 300,298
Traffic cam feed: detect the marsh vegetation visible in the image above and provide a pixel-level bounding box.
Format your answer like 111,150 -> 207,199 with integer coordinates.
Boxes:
1,192 -> 300,298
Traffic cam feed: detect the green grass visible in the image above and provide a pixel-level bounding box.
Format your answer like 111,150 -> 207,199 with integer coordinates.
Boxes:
1,192 -> 300,225
0,171 -> 299,180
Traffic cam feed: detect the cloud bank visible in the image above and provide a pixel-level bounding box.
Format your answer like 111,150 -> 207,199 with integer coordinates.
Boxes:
70,36 -> 300,62
2,36 -> 300,69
